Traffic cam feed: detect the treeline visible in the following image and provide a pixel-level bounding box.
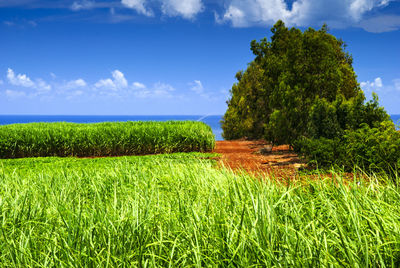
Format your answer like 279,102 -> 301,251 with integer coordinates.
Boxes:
222,21 -> 400,177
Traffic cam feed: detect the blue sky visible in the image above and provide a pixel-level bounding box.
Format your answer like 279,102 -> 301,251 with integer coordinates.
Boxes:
0,0 -> 399,115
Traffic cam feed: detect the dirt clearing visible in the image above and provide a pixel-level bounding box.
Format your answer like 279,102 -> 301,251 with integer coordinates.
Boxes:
214,140 -> 306,178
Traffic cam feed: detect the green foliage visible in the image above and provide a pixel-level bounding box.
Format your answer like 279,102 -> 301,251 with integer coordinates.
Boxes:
1,155 -> 400,266
295,93 -> 396,175
296,121 -> 400,179
294,137 -> 345,168
222,20 -> 397,177
0,121 -> 215,158
222,20 -> 361,144
222,63 -> 266,139
306,93 -> 390,139
344,121 -> 400,176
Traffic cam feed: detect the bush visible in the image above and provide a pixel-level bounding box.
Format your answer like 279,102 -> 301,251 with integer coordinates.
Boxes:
294,137 -> 345,168
296,121 -> 400,179
344,121 -> 400,176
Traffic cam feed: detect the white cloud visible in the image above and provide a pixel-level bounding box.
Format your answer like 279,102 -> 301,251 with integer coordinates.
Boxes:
121,0 -> 204,19
221,0 -> 289,27
95,78 -> 115,89
7,68 -> 35,88
7,68 -> 51,92
133,82 -> 176,98
64,79 -> 87,89
188,80 -> 219,100
71,0 -> 95,11
190,80 -> 204,94
220,0 -> 393,29
132,82 -> 146,89
153,82 -> 175,96
36,79 -> 51,92
121,0 -> 153,16
2,68 -> 201,101
375,77 -> 383,88
95,70 -> 128,91
161,0 -> 204,19
361,77 -> 383,91
393,79 -> 400,91
358,15 -> 400,33
5,89 -> 27,98
113,70 -> 128,88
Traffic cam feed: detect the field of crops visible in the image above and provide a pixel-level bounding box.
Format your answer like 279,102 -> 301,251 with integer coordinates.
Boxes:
0,121 -> 215,158
0,154 -> 399,266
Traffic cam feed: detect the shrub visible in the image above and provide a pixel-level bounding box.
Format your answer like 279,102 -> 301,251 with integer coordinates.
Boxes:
344,121 -> 400,176
296,121 -> 400,180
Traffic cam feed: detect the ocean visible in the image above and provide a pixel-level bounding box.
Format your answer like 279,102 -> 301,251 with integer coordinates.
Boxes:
0,115 -> 224,141
1,114 -> 399,141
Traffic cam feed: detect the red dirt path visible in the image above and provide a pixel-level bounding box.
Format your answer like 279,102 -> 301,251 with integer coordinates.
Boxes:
214,140 -> 306,178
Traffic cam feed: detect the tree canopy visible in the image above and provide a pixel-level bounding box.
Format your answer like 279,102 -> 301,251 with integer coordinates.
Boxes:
222,21 -> 398,175
222,20 -> 387,144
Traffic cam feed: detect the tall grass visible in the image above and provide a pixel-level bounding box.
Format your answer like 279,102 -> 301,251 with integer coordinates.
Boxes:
0,154 -> 399,266
0,121 -> 215,158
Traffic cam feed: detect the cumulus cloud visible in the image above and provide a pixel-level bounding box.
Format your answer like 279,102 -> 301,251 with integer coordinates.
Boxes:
153,82 -> 175,95
132,81 -> 146,89
7,68 -> 35,88
6,68 -> 52,93
121,0 -> 203,19
132,82 -> 176,98
3,68 -> 194,101
113,70 -> 128,88
71,0 -> 95,11
64,79 -> 87,89
161,0 -> 203,19
360,76 -> 400,94
121,0 -> 153,16
219,0 -> 393,29
36,79 -> 52,92
188,80 -> 218,100
360,77 -> 383,91
190,80 -> 204,94
95,70 -> 128,91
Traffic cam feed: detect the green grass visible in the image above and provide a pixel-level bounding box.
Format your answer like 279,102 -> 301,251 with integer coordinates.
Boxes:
0,121 -> 215,158
1,154 -> 400,266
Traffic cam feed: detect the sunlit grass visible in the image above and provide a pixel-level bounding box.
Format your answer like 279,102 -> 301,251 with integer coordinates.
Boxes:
0,154 -> 399,266
0,121 -> 215,158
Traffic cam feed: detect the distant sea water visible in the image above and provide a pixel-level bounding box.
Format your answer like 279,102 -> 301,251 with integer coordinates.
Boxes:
0,115 -> 224,141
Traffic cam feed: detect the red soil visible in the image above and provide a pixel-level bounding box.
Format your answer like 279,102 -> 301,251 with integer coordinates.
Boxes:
214,140 -> 306,178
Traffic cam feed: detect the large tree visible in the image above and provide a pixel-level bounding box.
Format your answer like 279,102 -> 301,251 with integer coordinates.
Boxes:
222,21 -> 399,175
222,21 -> 363,144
